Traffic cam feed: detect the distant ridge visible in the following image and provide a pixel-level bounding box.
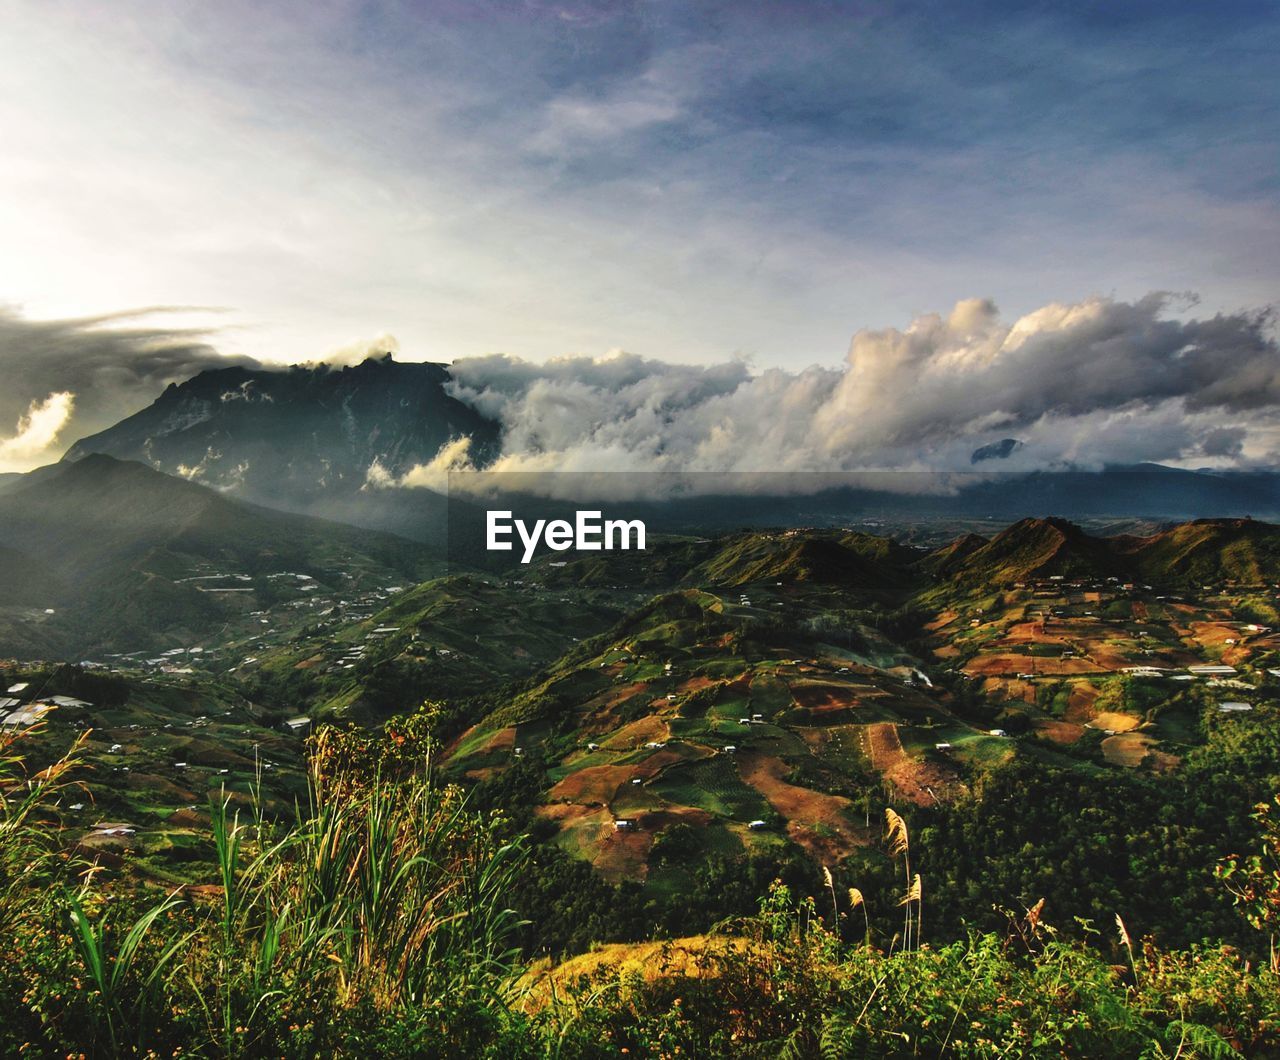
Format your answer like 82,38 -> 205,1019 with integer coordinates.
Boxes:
925,515 -> 1280,593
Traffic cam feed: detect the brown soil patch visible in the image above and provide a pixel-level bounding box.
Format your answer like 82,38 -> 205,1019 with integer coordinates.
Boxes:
1101,732 -> 1178,772
549,748 -> 690,806
963,655 -> 1026,677
738,752 -> 863,862
549,765 -> 637,805
865,722 -> 905,772
967,654 -> 1097,677
480,727 -> 516,753
1187,623 -> 1242,650
1087,645 -> 1142,671
167,808 -> 206,828
1091,711 -> 1141,733
1003,621 -> 1064,644
862,723 -> 965,807
1033,718 -> 1086,745
592,821 -> 654,882
603,715 -> 670,750
1064,682 -> 1100,722
1019,657 -> 1100,676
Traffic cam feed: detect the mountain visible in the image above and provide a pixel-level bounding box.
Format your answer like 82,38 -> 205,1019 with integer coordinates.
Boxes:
0,454 -> 434,655
919,533 -> 988,578
925,515 -> 1280,598
683,530 -> 917,599
58,353 -> 1280,543
1120,518 -> 1280,588
933,517 -> 1126,590
63,355 -> 501,537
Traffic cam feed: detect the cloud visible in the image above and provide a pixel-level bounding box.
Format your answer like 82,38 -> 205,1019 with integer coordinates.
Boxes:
0,391 -> 75,470
364,436 -> 477,492
306,333 -> 402,369
422,293 -> 1280,491
0,305 -> 257,468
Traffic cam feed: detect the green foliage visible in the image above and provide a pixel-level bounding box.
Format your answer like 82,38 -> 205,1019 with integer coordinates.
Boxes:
546,882 -> 1280,1058
1217,796 -> 1280,950
3,731 -> 1280,1055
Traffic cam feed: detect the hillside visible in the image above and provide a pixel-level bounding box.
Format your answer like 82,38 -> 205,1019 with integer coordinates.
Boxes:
922,515 -> 1280,602
0,455 -> 434,655
684,530 -> 917,598
1120,518 -> 1280,587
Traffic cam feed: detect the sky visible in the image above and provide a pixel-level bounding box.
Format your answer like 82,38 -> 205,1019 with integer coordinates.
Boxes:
0,0 -> 1278,473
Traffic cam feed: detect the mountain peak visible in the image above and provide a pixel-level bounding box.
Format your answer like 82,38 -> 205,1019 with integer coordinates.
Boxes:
61,358 -> 501,517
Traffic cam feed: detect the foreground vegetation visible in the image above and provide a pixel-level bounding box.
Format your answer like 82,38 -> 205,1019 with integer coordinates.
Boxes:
2,725 -> 1279,1058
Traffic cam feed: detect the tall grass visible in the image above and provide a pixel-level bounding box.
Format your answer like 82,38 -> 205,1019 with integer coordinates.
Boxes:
0,725 -> 86,936
2,724 -> 528,1056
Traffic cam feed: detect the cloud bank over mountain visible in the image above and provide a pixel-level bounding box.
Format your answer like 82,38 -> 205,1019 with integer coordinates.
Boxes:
0,306 -> 258,472
431,292 -> 1280,480
7,292 -> 1279,483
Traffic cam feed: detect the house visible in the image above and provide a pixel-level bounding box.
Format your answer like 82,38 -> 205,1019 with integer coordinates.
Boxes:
747,819 -> 768,830
1218,702 -> 1253,713
935,742 -> 952,751
988,729 -> 1008,738
282,716 -> 312,735
614,819 -> 635,831
587,742 -> 600,751
7,682 -> 28,694
721,745 -> 737,754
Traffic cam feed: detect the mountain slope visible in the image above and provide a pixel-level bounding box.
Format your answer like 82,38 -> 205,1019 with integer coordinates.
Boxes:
1120,518 -> 1280,587
63,354 -> 501,534
0,455 -> 435,654
684,531 -> 916,598
923,515 -> 1280,599
929,517 -> 1124,591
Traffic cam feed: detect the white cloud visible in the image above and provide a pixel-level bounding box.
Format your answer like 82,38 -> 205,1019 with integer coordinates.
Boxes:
427,293 -> 1280,488
0,391 -> 75,470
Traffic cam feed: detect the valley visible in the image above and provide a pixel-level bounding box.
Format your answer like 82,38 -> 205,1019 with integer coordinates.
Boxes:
5,491 -> 1280,953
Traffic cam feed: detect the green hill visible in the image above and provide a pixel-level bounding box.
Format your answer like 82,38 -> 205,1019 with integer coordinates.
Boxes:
0,455 -> 435,655
1119,518 -> 1280,587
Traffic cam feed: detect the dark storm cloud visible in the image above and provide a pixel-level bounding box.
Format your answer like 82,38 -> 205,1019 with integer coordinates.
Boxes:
0,306 -> 258,460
